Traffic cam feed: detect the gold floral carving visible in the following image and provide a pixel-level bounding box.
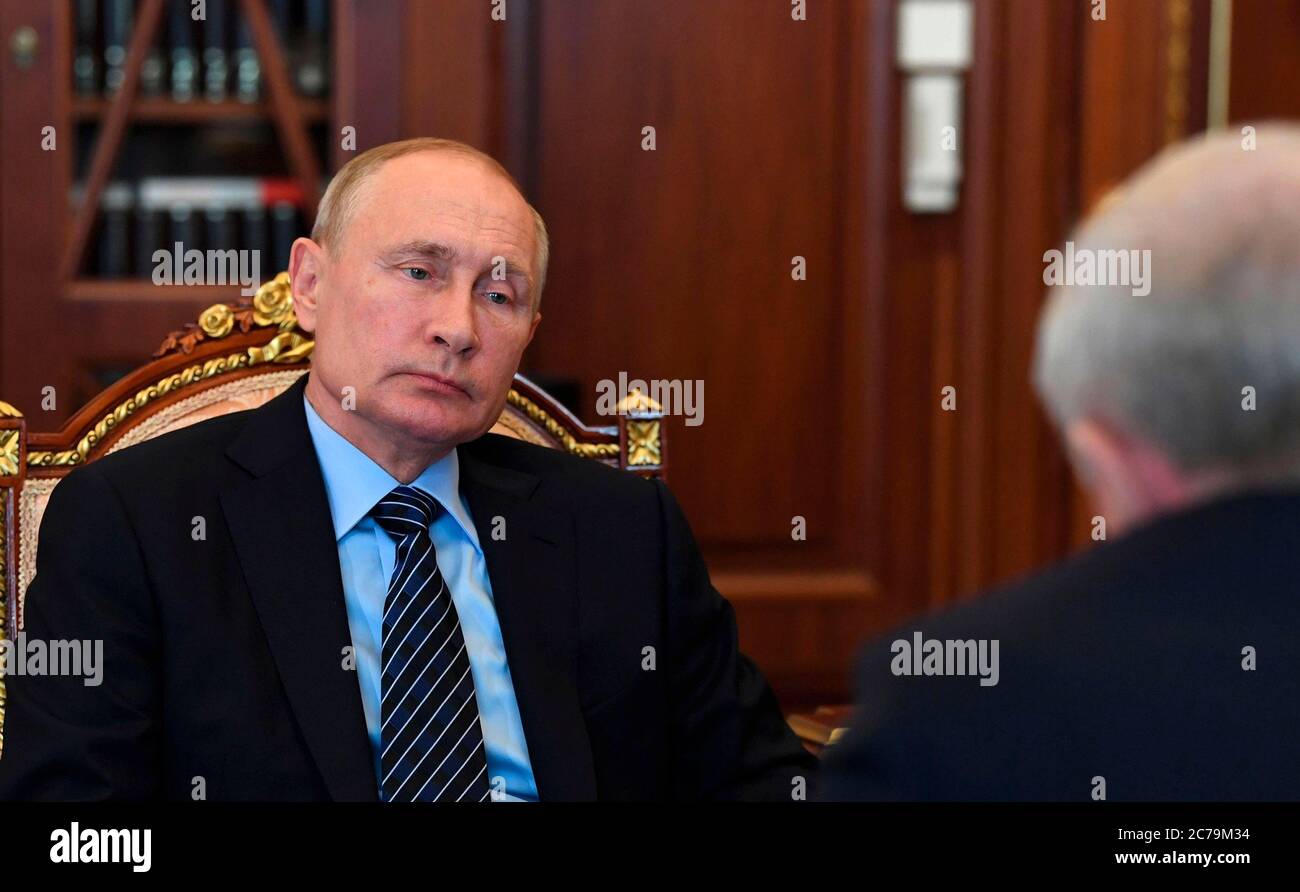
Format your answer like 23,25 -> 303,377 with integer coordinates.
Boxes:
155,272 -> 299,357
626,420 -> 662,467
0,430 -> 19,476
199,303 -> 235,339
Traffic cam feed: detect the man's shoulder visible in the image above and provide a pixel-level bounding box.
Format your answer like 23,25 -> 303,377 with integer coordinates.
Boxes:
824,537 -> 1173,799
848,493 -> 1300,715
70,405 -> 259,491
827,497 -> 1300,799
905,490 -> 1300,649
911,541 -> 1130,641
860,520 -> 1207,686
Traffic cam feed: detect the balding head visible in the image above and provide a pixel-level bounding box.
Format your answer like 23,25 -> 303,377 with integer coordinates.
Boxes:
312,137 -> 550,305
1034,124 -> 1300,526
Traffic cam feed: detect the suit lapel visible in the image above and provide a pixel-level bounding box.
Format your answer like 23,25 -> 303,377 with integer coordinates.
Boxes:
459,446 -> 598,801
220,375 -> 378,801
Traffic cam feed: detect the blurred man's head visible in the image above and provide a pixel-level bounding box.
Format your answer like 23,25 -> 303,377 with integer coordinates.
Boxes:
289,138 -> 549,482
1034,124 -> 1300,534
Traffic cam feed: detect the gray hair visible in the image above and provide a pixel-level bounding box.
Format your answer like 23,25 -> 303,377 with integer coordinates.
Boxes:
1033,123 -> 1300,482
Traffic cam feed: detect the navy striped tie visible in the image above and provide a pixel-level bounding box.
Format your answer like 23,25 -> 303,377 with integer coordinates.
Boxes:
369,484 -> 491,802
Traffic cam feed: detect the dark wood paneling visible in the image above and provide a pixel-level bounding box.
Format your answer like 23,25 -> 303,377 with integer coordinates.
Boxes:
1229,0 -> 1300,121
526,1 -> 852,556
333,0 -> 403,168
400,0 -> 498,152
0,0 -> 69,420
875,0 -> 1081,616
515,0 -> 880,705
982,0 -> 1078,586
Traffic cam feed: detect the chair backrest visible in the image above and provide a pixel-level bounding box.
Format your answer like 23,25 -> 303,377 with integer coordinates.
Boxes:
0,271 -> 666,650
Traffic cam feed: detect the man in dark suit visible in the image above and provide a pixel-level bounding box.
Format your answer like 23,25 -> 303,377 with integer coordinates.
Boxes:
823,125 -> 1300,800
0,138 -> 814,801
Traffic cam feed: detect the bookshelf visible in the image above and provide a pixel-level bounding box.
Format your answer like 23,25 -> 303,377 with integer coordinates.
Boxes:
0,0 -> 403,422
64,0 -> 328,285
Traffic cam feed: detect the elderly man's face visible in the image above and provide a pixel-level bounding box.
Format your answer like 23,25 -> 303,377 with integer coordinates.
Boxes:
295,152 -> 541,457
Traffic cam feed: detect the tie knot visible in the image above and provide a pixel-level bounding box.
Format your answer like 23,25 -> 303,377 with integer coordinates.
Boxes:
369,485 -> 443,541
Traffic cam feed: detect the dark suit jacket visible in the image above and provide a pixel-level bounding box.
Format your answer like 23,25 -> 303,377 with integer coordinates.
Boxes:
822,490 -> 1300,801
0,375 -> 815,801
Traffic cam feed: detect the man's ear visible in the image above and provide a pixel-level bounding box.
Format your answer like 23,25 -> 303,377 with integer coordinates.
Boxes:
1065,415 -> 1190,533
289,237 -> 326,333
525,310 -> 542,347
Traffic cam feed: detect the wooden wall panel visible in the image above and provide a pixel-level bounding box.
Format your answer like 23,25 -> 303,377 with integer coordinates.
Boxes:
871,0 -> 1082,618
0,0 -> 70,421
333,0 -> 403,169
980,0 -> 1079,586
516,0 -> 880,705
527,0 -> 839,548
400,0 -> 498,152
1228,0 -> 1300,122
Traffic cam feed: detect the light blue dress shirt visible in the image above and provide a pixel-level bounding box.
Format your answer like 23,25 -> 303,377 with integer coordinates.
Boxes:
302,394 -> 538,801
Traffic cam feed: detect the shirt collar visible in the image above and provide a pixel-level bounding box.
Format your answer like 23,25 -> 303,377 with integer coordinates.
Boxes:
302,393 -> 483,553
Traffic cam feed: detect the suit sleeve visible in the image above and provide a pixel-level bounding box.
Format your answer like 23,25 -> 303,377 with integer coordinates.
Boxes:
819,627 -> 1007,801
0,464 -> 163,800
653,479 -> 818,801
816,636 -> 917,800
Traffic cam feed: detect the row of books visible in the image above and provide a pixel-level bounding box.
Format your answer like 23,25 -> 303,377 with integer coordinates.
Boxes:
79,178 -> 309,280
75,0 -> 330,102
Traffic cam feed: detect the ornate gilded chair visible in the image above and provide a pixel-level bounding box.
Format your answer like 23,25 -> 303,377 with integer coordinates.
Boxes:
0,272 -> 666,753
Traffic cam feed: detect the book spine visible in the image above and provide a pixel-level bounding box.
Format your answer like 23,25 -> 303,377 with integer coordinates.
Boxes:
73,0 -> 98,96
169,206 -> 198,260
203,0 -> 229,102
98,183 -> 134,278
242,205 -> 269,264
204,206 -> 236,253
103,0 -> 132,96
234,16 -> 261,103
170,0 -> 198,101
298,0 -> 330,97
136,207 -> 163,279
270,0 -> 292,36
140,0 -> 165,99
140,48 -> 166,97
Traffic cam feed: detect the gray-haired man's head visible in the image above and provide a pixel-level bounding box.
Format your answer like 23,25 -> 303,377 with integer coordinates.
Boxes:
1034,124 -> 1300,532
